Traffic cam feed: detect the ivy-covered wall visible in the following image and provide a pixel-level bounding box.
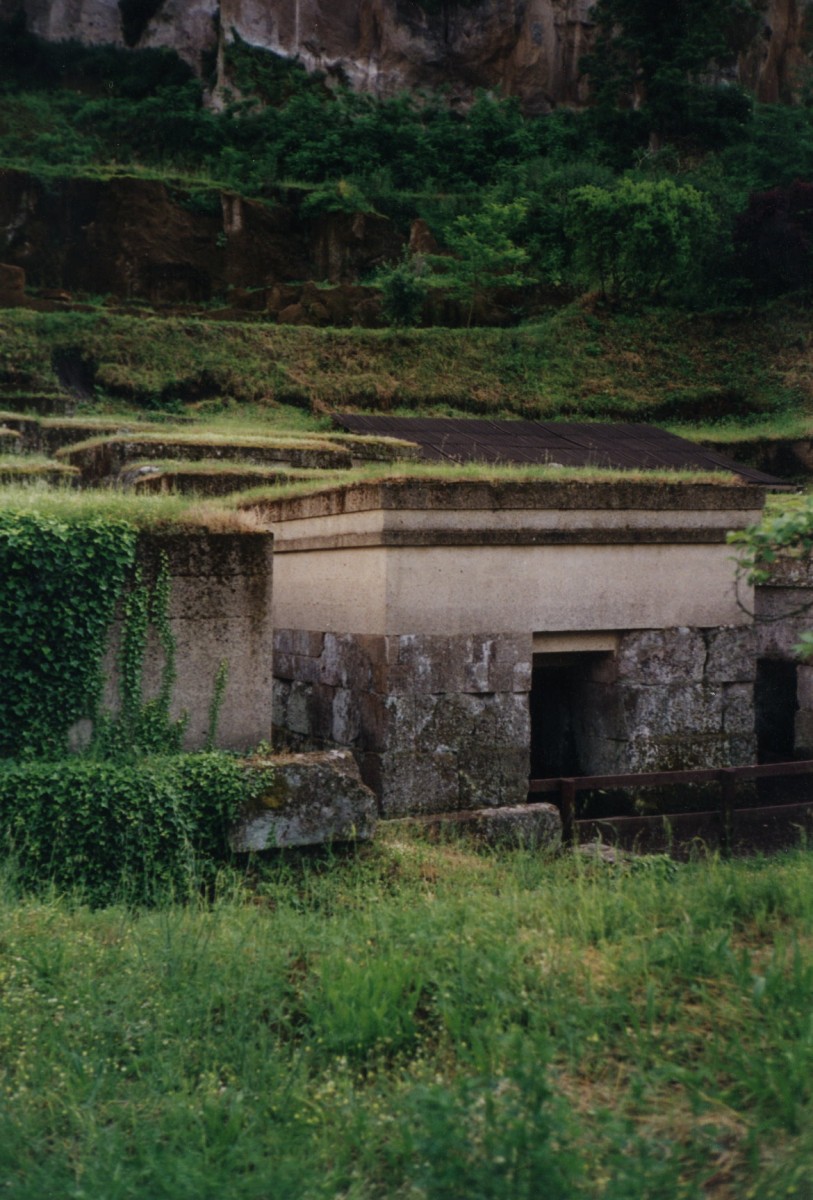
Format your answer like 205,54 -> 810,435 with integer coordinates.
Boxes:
0,515 -> 275,759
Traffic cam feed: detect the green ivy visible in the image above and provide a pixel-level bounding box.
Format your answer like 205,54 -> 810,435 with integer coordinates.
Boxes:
93,552 -> 189,758
0,752 -> 261,905
0,511 -> 137,759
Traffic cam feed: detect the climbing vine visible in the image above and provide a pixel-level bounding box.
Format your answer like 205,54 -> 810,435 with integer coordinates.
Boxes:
0,511 -> 137,758
728,497 -> 813,586
0,515 -> 258,902
93,551 -> 188,758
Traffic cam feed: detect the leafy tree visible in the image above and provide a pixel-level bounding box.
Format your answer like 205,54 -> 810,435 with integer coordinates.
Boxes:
582,0 -> 758,150
300,178 -> 375,217
719,103 -> 813,194
566,176 -> 719,301
426,201 -> 532,325
491,159 -> 616,287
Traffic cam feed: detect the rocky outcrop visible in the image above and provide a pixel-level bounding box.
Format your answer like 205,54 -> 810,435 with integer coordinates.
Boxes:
0,169 -> 403,303
738,0 -> 812,103
12,0 -> 813,111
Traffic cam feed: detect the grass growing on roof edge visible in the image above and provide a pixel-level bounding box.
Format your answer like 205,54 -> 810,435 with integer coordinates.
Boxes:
0,482 -> 265,531
228,460 -> 742,508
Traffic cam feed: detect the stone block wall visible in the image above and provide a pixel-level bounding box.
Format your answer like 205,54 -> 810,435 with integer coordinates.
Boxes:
102,531 -> 274,751
609,626 -> 757,772
273,631 -> 531,816
273,623 -> 757,817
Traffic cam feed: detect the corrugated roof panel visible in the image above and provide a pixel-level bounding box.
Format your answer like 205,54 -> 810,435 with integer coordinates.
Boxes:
333,414 -> 784,486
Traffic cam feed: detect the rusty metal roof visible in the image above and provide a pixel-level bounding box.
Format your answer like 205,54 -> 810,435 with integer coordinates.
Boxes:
333,415 -> 784,486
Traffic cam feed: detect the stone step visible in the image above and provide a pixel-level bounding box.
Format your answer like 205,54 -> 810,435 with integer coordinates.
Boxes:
398,803 -> 562,849
57,434 -> 355,482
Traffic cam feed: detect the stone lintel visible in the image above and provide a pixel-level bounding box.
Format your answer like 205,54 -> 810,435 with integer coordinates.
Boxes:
533,632 -> 620,655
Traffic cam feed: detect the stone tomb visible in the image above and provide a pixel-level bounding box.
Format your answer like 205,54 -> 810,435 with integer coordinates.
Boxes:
263,479 -> 766,816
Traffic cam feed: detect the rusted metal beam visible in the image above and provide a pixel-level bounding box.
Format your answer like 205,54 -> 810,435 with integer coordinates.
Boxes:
527,760 -> 813,851
528,759 -> 813,796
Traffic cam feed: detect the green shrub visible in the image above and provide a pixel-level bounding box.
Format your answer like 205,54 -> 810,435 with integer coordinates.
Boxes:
566,176 -> 720,302
0,752 -> 258,904
375,251 -> 429,327
300,178 -> 375,217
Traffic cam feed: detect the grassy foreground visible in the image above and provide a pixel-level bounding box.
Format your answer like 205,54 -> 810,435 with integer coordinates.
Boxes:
2,833 -> 813,1199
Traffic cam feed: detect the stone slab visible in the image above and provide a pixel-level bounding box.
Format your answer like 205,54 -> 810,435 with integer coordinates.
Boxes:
231,750 -> 377,850
405,803 -> 562,849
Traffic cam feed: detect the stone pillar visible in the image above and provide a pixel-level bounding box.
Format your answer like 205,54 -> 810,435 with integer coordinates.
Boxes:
273,630 -> 532,816
103,531 -> 274,751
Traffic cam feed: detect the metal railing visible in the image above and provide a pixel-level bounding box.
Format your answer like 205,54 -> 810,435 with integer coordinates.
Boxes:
528,758 -> 813,846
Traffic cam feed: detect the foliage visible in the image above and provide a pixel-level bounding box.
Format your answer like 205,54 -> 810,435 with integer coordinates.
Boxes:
2,840 -> 813,1194
0,752 -> 257,904
222,32 -> 325,107
728,496 -> 813,658
492,158 -> 616,287
0,300 -> 804,420
719,102 -> 813,193
582,0 -> 759,150
93,553 -> 188,759
0,18 -> 193,98
1,23 -> 812,317
299,178 -> 374,217
566,176 -> 720,301
427,201 -> 532,324
728,495 -> 813,586
374,250 -> 430,327
0,511 -> 137,758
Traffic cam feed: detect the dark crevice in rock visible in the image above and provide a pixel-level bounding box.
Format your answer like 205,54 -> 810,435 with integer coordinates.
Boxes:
119,0 -> 165,48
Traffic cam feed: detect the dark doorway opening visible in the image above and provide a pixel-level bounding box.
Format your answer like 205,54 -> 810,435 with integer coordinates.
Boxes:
755,658 -> 798,764
530,653 -> 609,780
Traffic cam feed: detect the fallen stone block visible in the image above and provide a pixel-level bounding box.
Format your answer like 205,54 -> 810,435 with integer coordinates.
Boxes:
404,803 -> 562,849
232,749 -> 378,850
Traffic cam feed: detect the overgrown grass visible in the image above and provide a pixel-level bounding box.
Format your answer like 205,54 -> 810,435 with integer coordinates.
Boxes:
230,459 -> 741,509
0,454 -> 77,476
0,482 -> 264,531
679,413 -> 813,444
0,302 -> 809,424
1,833 -> 812,1198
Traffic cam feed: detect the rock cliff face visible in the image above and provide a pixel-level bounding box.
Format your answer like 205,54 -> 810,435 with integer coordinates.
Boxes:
9,0 -> 812,110
0,168 -> 404,305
